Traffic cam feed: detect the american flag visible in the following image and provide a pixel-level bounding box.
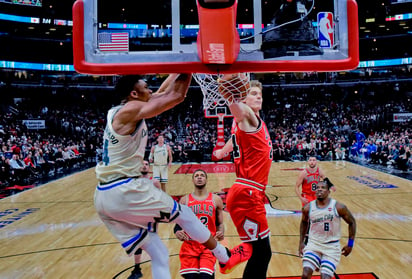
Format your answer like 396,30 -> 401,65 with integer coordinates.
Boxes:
98,32 -> 129,52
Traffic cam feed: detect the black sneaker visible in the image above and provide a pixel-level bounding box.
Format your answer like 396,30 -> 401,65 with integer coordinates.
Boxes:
127,265 -> 143,279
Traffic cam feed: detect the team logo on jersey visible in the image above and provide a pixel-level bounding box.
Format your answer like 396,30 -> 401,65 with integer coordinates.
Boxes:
243,219 -> 258,239
317,12 -> 334,48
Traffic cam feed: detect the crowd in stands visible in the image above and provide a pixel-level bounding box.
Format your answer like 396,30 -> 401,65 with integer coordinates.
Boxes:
0,73 -> 411,198
0,95 -> 103,196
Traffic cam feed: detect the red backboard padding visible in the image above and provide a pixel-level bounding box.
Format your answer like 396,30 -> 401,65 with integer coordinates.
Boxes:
73,0 -> 359,75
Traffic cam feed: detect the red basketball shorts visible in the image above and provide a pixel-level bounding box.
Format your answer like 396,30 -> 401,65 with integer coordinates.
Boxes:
301,193 -> 316,207
226,178 -> 270,242
179,240 -> 216,276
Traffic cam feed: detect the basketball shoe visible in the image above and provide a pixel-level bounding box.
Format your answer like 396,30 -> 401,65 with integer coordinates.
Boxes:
219,243 -> 253,274
127,264 -> 143,279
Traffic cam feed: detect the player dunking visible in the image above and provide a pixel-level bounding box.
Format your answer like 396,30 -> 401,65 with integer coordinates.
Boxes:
216,77 -> 272,278
174,169 -> 225,279
295,156 -> 336,207
94,74 -> 242,279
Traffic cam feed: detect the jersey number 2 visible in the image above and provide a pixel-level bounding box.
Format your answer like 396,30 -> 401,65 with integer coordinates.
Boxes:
200,216 -> 209,229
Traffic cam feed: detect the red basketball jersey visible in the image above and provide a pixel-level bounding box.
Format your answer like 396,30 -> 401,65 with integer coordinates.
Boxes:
232,117 -> 272,186
187,192 -> 217,236
302,167 -> 321,196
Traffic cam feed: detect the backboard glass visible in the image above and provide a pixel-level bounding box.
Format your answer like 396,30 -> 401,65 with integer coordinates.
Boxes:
73,0 -> 359,75
204,106 -> 233,119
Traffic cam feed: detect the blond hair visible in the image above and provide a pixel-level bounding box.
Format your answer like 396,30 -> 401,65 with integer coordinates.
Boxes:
250,80 -> 262,91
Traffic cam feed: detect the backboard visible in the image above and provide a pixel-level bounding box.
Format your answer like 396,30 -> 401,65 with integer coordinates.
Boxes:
204,106 -> 233,119
73,0 -> 359,75
204,105 -> 233,162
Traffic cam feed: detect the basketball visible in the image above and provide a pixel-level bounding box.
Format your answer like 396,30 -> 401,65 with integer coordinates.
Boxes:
218,73 -> 250,103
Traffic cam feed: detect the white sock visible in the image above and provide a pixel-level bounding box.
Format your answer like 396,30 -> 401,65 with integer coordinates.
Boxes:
211,243 -> 229,264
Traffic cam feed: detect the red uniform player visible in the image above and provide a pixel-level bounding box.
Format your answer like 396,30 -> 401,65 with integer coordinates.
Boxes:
216,78 -> 272,279
175,169 -> 225,279
295,156 -> 336,207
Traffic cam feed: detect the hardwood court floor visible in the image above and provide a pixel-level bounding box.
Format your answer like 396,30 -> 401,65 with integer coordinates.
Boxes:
0,161 -> 411,279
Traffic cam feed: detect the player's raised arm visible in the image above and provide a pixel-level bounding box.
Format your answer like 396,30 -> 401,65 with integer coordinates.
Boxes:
218,74 -> 260,131
137,74 -> 192,120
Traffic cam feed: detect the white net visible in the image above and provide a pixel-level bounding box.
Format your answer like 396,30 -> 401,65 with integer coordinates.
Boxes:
193,73 -> 251,110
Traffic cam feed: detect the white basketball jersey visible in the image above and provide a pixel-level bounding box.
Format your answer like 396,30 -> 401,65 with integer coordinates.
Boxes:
308,199 -> 341,245
96,105 -> 148,183
153,144 -> 168,165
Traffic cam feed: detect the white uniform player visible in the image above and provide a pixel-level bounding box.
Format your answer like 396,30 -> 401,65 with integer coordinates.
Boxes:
299,181 -> 356,279
95,106 -> 177,255
303,199 -> 341,275
150,135 -> 172,191
93,74 -> 234,279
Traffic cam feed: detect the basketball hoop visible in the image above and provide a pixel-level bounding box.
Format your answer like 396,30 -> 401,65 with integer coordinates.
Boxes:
193,73 -> 250,110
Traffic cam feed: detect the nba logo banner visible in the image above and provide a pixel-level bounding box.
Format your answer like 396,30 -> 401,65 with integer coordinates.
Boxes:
317,12 -> 334,48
